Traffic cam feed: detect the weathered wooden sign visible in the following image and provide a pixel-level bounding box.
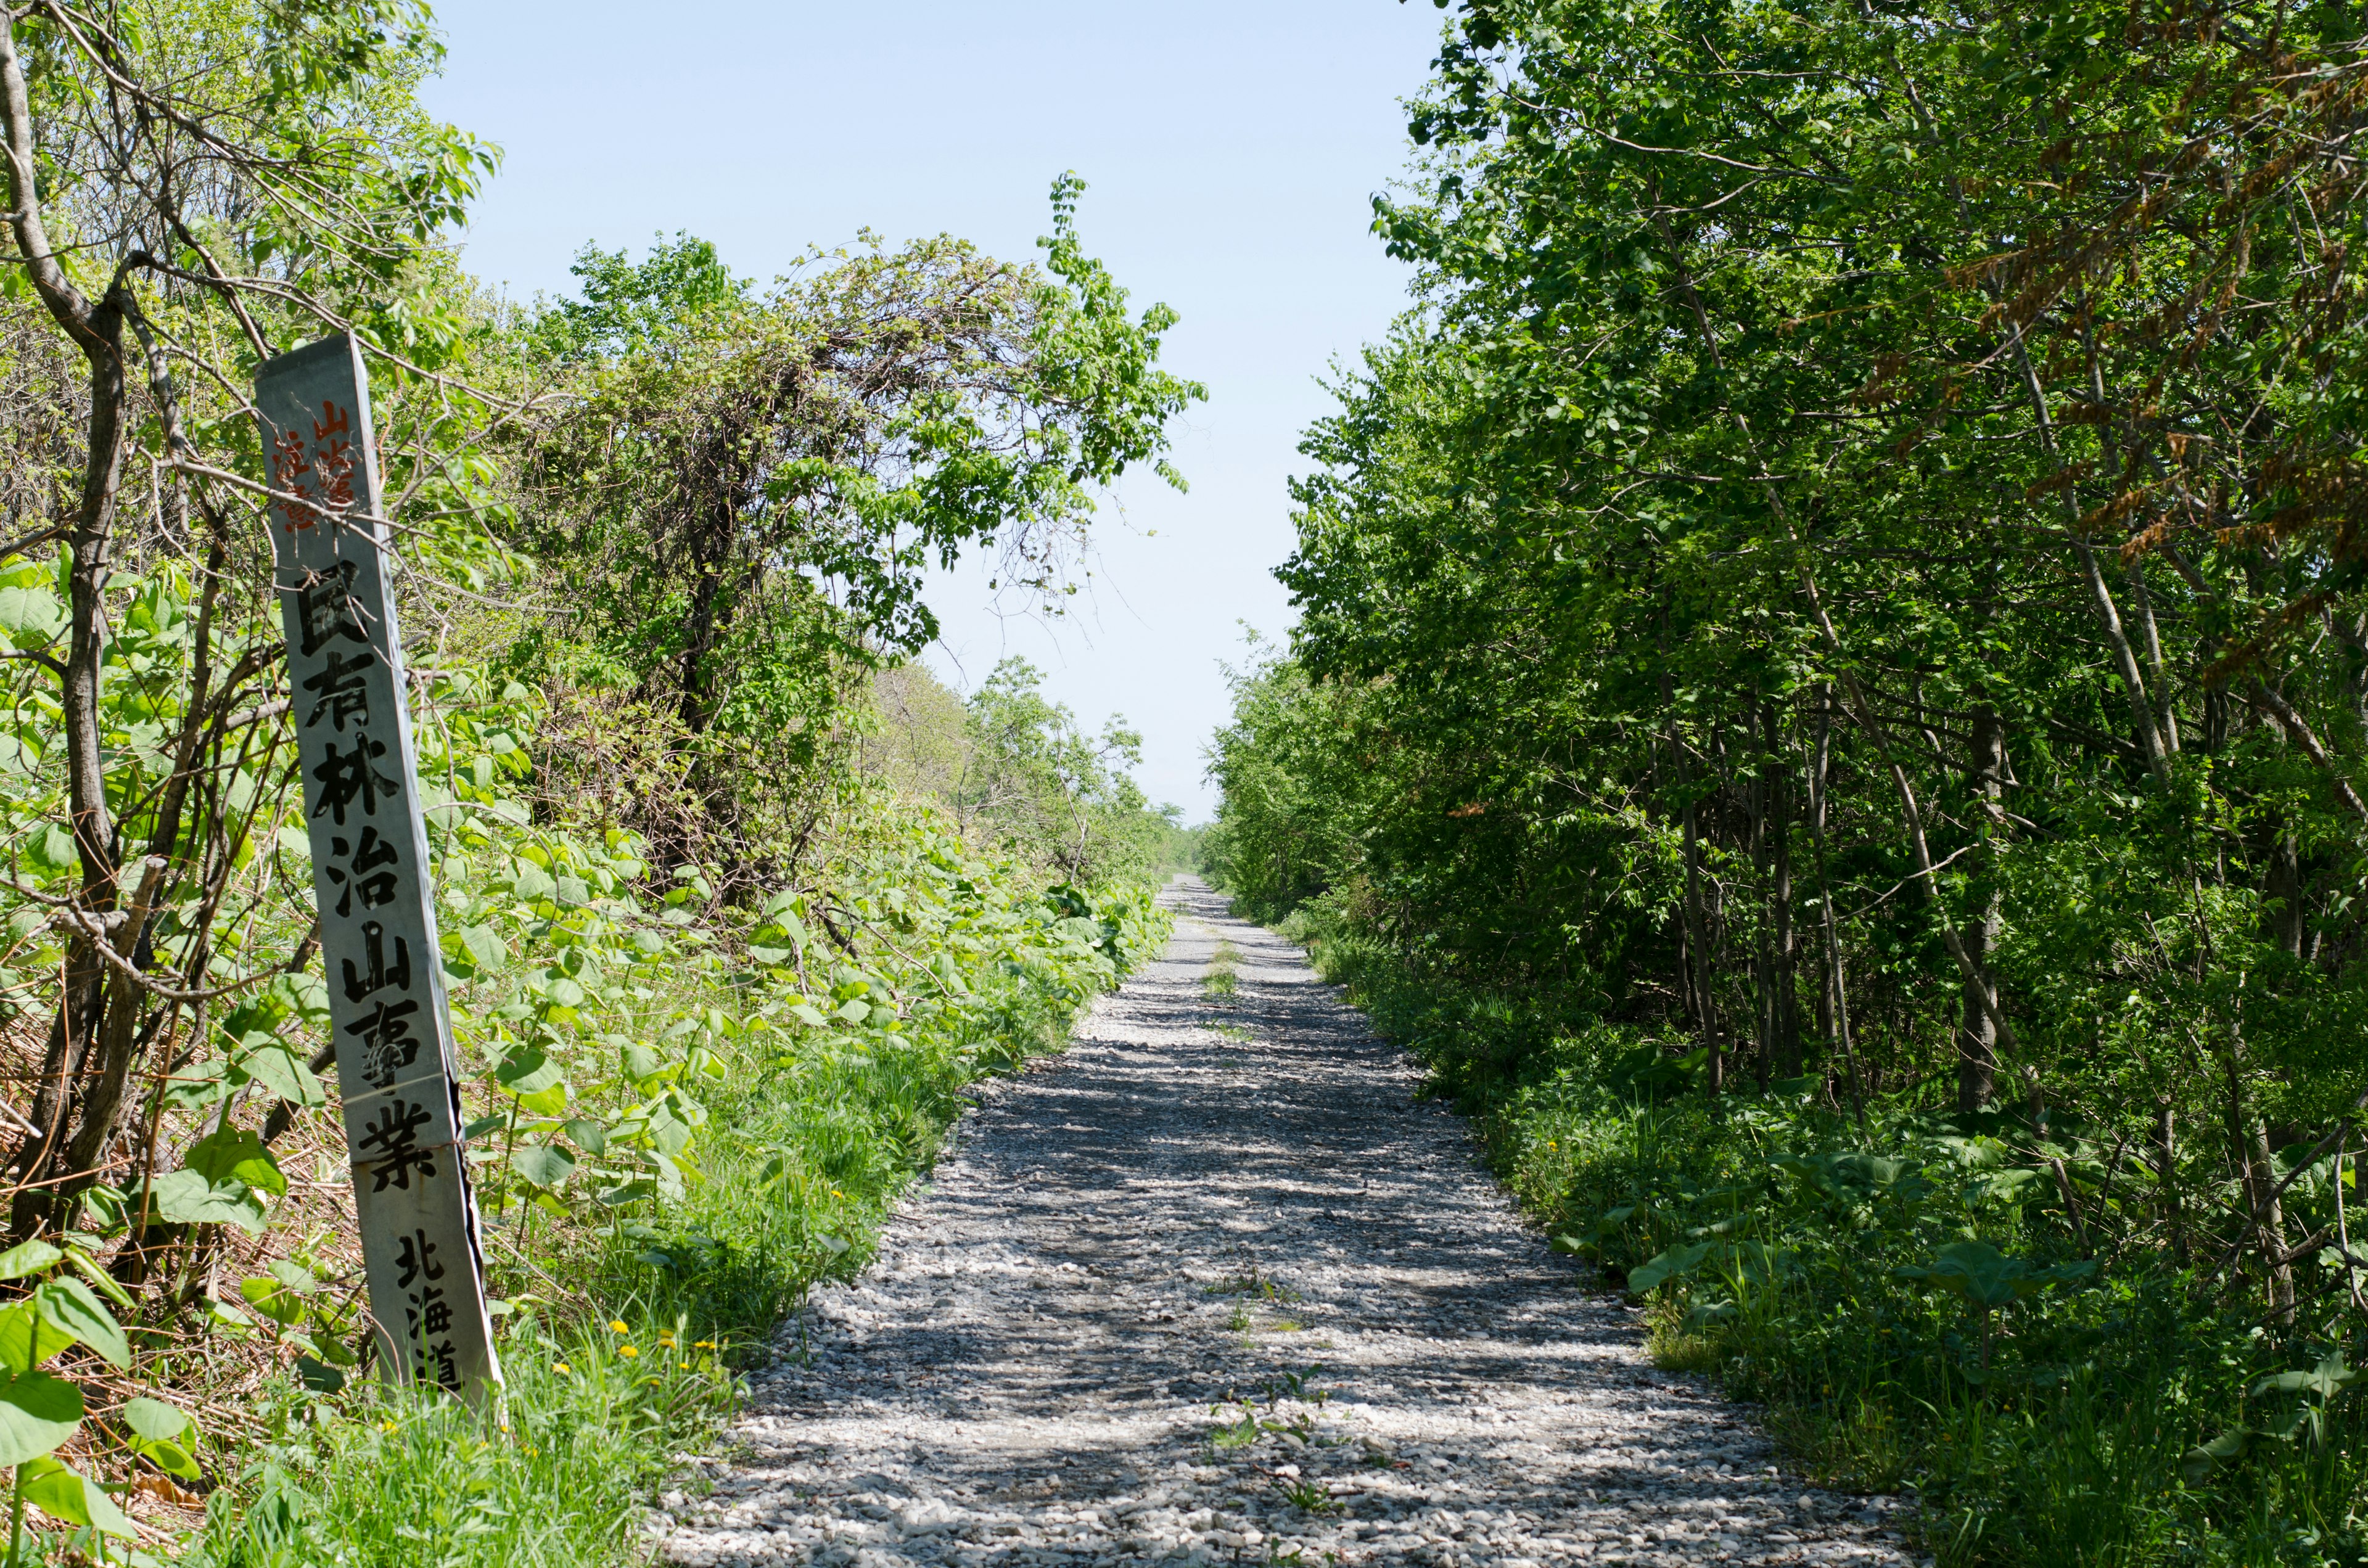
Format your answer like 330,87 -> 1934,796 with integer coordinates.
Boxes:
253,335 -> 501,1400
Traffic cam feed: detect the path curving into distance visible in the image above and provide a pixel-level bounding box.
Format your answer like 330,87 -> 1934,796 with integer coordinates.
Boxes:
654,877 -> 1915,1568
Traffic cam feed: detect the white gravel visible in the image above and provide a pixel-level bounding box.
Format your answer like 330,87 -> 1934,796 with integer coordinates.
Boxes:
653,878 -> 1917,1567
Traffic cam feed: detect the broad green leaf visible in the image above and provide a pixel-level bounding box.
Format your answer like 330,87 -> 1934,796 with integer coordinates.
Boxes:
239,1276 -> 308,1329
0,1239 -> 62,1281
1626,1242 -> 1711,1294
121,1396 -> 191,1443
496,1049 -> 563,1096
186,1125 -> 286,1197
20,1456 -> 134,1537
133,1433 -> 200,1479
36,1279 -> 128,1367
25,822 -> 76,872
2182,1428 -> 2251,1483
461,924 -> 508,969
509,1143 -> 577,1189
0,582 -> 63,644
0,1370 -> 81,1465
234,1037 -> 326,1108
146,1167 -> 269,1234
0,1301 -> 72,1375
266,1260 -> 318,1295
295,1355 -> 345,1395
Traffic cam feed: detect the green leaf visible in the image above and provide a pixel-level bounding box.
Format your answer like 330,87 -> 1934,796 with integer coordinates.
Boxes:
496,1049 -> 564,1096
146,1167 -> 269,1234
2182,1428 -> 2251,1483
36,1279 -> 128,1367
0,1302 -> 70,1375
234,1036 -> 325,1108
294,1355 -> 345,1395
25,821 -> 76,872
186,1125 -> 286,1198
0,1370 -> 81,1465
1626,1242 -> 1711,1294
1897,1241 -> 2079,1311
239,1276 -> 308,1329
2251,1351 -> 2361,1403
0,582 -> 64,646
461,924 -> 508,969
512,864 -> 556,901
63,1249 -> 133,1310
509,1143 -> 577,1190
121,1397 -> 191,1443
20,1456 -> 134,1537
0,1239 -> 62,1281
266,1260 -> 318,1295
561,1118 -> 609,1156
622,1042 -> 665,1082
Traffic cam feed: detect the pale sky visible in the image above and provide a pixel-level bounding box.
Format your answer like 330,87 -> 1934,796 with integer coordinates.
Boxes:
421,1 -> 1442,821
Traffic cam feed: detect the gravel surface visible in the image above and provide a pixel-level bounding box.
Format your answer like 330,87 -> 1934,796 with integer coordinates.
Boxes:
654,877 -> 1917,1567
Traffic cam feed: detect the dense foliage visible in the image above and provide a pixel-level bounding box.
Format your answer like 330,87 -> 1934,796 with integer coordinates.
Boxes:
0,2 -> 1191,1561
1207,0 -> 2368,1559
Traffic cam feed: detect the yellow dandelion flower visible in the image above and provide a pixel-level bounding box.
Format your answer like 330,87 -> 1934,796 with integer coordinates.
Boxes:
553,1361 -> 572,1375
619,1345 -> 639,1358
609,1319 -> 629,1333
648,1377 -> 662,1387
694,1340 -> 715,1349
680,1362 -> 693,1371
382,1422 -> 397,1433
659,1333 -> 676,1346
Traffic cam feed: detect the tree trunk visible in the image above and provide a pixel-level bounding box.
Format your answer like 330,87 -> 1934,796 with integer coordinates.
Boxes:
1762,699 -> 1800,1079
1957,708 -> 2007,1114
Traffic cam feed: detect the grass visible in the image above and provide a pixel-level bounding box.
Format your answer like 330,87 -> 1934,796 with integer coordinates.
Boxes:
1203,939 -> 1241,1002
180,1318 -> 733,1567
181,887 -> 1169,1567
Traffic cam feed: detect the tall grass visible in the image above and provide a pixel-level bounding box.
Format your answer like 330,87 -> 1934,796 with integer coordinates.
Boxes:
181,882 -> 1166,1567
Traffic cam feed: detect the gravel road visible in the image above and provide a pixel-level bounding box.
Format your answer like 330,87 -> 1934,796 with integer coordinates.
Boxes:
654,877 -> 1916,1568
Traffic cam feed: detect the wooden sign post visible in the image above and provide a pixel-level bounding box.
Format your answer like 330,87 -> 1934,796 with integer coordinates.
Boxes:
253,335 -> 501,1400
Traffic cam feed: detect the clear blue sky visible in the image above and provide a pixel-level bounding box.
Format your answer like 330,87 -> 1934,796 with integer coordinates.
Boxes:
421,1 -> 1443,821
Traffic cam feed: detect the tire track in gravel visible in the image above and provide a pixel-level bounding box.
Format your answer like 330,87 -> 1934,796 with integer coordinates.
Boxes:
653,876 -> 1917,1568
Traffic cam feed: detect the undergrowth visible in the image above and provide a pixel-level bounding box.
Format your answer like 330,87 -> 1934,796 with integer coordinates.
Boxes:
179,852 -> 1170,1567
1277,898 -> 2368,1568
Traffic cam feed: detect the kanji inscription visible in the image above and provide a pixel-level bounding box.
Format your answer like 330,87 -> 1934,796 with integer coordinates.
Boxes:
253,334 -> 500,1401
